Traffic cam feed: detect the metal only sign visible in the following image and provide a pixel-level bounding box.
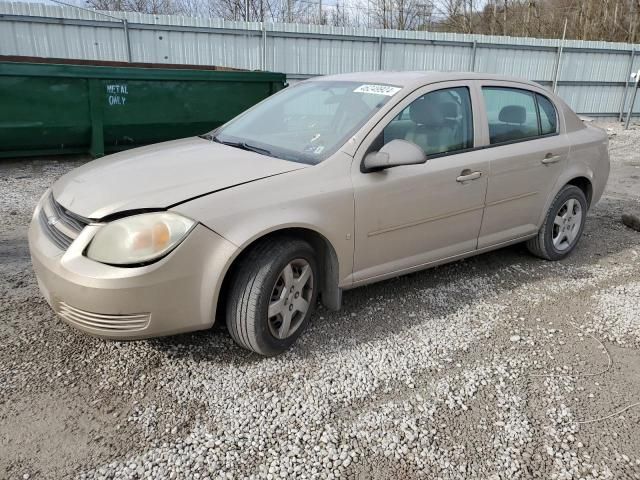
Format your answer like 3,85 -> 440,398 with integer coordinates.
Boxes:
106,84 -> 129,106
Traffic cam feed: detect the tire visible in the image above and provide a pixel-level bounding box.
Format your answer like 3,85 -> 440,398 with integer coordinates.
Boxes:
526,185 -> 587,261
226,237 -> 318,356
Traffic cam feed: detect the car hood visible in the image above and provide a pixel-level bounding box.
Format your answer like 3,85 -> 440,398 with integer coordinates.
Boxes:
52,137 -> 308,219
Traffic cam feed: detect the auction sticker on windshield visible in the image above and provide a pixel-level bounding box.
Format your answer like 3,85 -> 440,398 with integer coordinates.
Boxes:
353,84 -> 402,96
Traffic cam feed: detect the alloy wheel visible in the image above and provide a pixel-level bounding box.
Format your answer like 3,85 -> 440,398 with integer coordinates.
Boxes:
552,198 -> 582,251
267,259 -> 314,340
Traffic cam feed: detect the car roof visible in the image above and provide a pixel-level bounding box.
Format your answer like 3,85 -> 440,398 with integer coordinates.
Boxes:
311,71 -> 540,89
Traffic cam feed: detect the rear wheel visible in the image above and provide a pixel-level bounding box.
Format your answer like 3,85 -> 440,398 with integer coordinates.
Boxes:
226,237 -> 318,356
527,185 -> 587,260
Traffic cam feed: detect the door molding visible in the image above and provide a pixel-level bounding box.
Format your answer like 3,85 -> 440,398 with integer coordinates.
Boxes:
368,204 -> 485,237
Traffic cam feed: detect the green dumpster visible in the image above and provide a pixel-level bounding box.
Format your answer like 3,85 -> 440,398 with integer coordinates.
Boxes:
0,59 -> 286,158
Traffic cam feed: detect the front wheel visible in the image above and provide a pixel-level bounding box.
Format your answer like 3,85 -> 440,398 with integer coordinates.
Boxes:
526,185 -> 587,260
226,237 -> 318,356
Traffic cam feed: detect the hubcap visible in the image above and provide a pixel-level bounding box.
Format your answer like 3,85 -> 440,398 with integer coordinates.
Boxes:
267,259 -> 313,340
552,198 -> 582,251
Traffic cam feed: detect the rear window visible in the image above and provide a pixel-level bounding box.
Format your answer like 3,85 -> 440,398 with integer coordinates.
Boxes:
482,87 -> 559,145
482,87 -> 539,144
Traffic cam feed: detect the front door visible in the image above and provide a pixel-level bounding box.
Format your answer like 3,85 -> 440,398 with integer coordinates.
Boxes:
351,82 -> 489,284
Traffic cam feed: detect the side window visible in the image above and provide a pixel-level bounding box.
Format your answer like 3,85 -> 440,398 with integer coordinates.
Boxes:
381,87 -> 473,156
537,93 -> 558,135
482,87 -> 539,144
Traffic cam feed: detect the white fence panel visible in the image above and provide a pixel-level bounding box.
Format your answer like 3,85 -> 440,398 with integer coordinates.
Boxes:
1,0 -> 640,117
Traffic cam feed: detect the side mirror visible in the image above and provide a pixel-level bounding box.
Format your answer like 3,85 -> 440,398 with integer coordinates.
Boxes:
362,139 -> 427,173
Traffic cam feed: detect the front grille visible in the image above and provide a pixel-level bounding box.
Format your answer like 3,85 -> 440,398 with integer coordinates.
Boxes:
57,301 -> 150,333
39,193 -> 90,250
39,208 -> 73,250
49,193 -> 89,232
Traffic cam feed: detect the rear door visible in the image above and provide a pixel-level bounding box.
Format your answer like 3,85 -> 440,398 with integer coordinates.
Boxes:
476,83 -> 570,248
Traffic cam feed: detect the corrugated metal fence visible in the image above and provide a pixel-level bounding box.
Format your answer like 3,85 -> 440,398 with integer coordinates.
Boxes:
1,1 -> 639,119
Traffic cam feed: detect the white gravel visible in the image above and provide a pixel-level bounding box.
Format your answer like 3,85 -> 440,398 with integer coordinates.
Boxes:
590,283 -> 640,347
2,124 -> 640,479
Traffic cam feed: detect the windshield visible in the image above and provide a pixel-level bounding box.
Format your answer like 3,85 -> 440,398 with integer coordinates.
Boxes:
211,81 -> 401,164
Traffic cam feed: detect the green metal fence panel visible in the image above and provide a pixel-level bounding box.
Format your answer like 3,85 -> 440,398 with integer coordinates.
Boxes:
0,61 -> 286,158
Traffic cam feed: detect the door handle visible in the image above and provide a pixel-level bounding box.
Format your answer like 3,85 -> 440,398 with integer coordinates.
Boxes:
456,170 -> 482,182
541,153 -> 561,165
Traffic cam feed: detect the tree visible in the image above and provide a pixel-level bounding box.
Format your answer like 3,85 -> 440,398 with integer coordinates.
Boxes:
361,0 -> 434,29
83,0 -> 640,43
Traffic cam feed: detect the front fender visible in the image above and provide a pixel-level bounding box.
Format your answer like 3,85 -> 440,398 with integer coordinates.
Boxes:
172,154 -> 355,286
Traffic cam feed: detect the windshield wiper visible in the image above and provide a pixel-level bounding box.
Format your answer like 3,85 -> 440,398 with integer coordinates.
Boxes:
211,136 -> 274,157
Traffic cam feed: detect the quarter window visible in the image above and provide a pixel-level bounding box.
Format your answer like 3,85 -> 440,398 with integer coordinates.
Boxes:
537,93 -> 558,135
381,87 -> 473,156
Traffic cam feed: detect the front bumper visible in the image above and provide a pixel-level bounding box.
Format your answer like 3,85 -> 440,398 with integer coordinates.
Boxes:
28,212 -> 238,340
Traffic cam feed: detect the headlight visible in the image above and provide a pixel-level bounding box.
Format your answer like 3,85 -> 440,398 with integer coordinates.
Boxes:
86,212 -> 196,266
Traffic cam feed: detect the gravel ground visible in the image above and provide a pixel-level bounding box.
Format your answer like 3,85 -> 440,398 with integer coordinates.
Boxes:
1,123 -> 640,480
